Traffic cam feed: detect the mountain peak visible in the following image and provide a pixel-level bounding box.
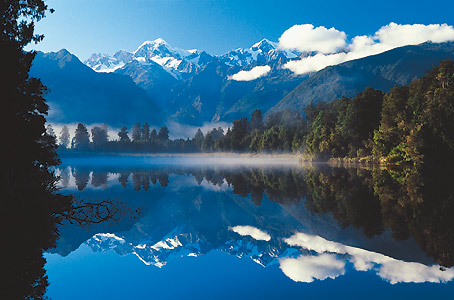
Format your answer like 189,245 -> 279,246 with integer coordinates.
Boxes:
252,38 -> 277,50
134,38 -> 171,54
153,38 -> 167,44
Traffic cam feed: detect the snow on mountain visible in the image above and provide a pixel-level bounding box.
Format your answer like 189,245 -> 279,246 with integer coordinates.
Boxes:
86,227 -> 203,268
84,53 -> 125,73
84,38 -> 300,78
84,38 -> 212,79
85,226 -> 293,269
219,38 -> 300,67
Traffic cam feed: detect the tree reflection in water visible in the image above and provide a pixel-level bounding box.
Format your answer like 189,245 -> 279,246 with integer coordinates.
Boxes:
9,161 -> 453,298
1,185 -> 133,299
64,162 -> 454,268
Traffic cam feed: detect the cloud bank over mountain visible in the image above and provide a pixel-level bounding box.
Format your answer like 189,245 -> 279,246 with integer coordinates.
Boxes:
279,24 -> 347,54
229,65 -> 271,81
280,23 -> 454,74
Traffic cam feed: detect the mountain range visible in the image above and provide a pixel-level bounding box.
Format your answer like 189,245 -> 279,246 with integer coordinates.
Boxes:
31,39 -> 454,129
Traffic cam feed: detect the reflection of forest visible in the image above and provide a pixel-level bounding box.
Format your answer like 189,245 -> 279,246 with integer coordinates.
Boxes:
64,164 -> 454,267
3,171 -> 130,299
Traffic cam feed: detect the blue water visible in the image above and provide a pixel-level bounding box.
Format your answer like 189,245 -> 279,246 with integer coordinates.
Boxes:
44,155 -> 454,299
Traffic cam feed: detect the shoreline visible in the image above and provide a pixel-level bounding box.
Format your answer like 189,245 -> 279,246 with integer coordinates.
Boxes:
58,151 -> 305,159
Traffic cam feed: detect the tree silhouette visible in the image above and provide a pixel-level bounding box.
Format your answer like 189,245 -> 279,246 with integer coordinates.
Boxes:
158,126 -> 169,141
118,126 -> 130,142
132,123 -> 141,142
1,2 -> 137,298
73,123 -> 90,150
1,1 -> 64,299
59,125 -> 70,148
250,109 -> 264,132
91,125 -> 108,149
150,128 -> 157,143
46,124 -> 55,137
142,122 -> 150,142
231,117 -> 250,151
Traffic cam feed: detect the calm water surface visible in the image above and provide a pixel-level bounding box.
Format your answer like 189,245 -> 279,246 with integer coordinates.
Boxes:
44,155 -> 454,299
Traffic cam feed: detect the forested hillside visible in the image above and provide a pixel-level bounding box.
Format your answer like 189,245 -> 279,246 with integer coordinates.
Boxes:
58,59 -> 454,168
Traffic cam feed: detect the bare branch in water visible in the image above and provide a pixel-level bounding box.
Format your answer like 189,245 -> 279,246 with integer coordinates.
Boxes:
56,196 -> 141,228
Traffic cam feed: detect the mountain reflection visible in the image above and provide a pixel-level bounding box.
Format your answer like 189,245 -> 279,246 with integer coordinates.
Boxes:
51,157 -> 454,288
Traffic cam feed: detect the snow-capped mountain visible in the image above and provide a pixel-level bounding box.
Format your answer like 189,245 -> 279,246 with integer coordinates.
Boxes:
84,38 -> 300,78
85,226 -> 292,268
218,38 -> 300,67
81,37 -> 305,125
84,38 -> 213,79
87,228 -> 204,268
84,53 -> 126,73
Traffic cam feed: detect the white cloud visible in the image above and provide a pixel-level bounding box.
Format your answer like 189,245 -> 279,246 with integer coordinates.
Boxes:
229,65 -> 271,81
284,232 -> 454,284
378,260 -> 454,284
376,23 -> 454,47
280,22 -> 454,75
278,24 -> 347,54
279,253 -> 345,283
230,225 -> 271,241
284,52 -> 347,74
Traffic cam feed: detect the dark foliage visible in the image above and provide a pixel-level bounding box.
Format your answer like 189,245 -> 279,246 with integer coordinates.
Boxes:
68,162 -> 454,267
1,2 -> 130,298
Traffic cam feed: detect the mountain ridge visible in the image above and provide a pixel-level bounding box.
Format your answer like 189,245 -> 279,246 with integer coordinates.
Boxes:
269,41 -> 454,115
31,49 -> 165,127
32,41 -> 454,128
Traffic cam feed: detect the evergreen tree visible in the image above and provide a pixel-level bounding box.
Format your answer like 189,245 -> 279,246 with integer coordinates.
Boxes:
194,128 -> 204,140
73,123 -> 90,150
46,124 -> 55,137
231,117 -> 250,151
118,126 -> 130,142
132,123 -> 141,142
158,126 -> 169,141
194,128 -> 204,150
202,134 -> 214,152
150,128 -> 157,143
250,109 -> 264,132
222,127 -> 232,151
1,2 -> 71,298
91,125 -> 108,149
142,122 -> 150,142
59,125 -> 70,148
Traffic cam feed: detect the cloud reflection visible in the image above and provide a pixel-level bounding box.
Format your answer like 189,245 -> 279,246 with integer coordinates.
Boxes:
230,225 -> 271,241
284,232 -> 454,284
279,254 -> 345,283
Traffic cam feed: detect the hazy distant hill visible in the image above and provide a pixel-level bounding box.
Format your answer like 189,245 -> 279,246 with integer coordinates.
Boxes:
31,49 -> 164,126
268,42 -> 454,115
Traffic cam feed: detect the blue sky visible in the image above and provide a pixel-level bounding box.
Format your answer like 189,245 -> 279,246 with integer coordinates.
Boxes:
31,0 -> 454,60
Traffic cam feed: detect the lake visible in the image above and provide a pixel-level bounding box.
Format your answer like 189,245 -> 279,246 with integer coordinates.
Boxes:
41,155 -> 454,299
